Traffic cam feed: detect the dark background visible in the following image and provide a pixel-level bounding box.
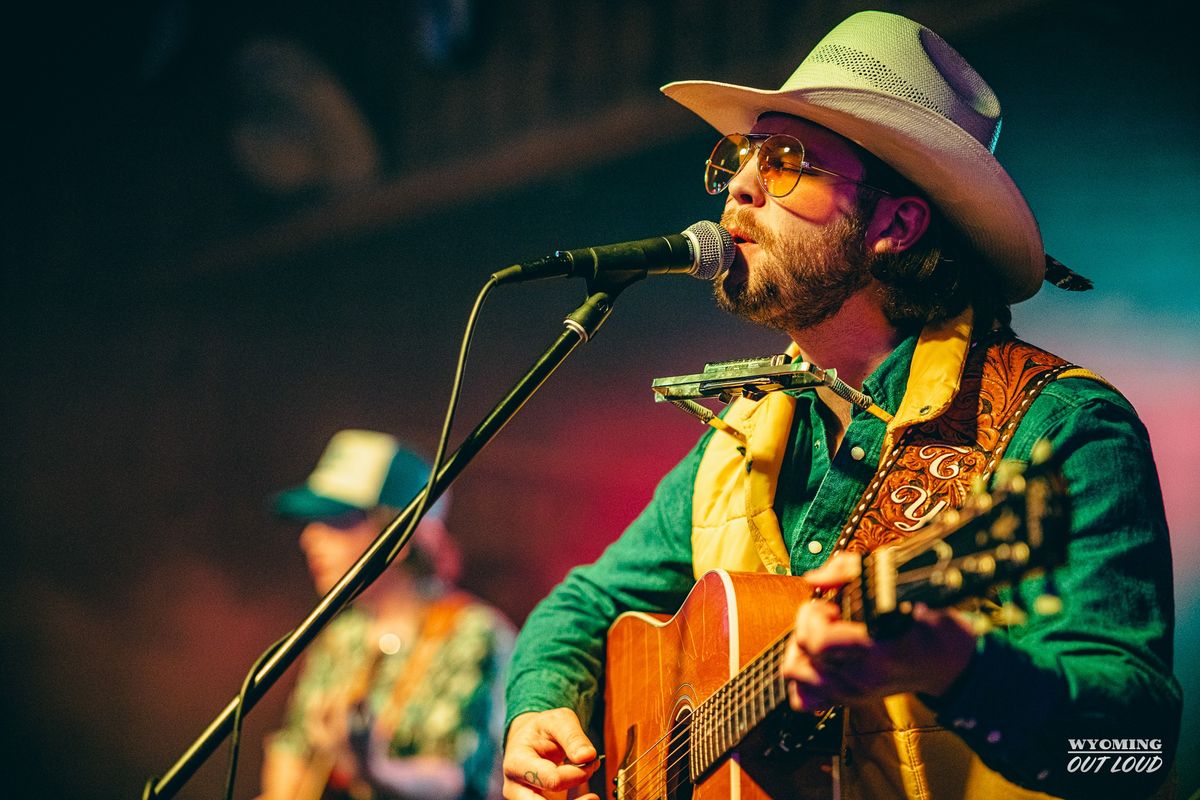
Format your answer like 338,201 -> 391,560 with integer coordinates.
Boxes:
6,1 -> 1197,798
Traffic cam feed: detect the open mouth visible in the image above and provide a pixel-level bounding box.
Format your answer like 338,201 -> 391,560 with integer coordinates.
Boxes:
726,225 -> 757,246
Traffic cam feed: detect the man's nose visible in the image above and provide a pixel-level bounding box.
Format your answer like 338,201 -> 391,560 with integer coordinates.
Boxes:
725,154 -> 765,207
299,521 -> 327,551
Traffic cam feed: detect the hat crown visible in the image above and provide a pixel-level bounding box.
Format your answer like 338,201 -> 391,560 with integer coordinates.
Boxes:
783,11 -> 1002,151
306,429 -> 398,508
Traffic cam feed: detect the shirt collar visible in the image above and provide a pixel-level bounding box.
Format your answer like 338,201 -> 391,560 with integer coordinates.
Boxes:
785,305 -> 975,450
882,306 -> 975,450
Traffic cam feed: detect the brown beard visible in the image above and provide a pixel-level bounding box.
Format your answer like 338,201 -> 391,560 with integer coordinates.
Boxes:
716,207 -> 872,332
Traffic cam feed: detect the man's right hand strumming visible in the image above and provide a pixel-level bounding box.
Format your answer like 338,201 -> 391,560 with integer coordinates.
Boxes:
502,709 -> 602,800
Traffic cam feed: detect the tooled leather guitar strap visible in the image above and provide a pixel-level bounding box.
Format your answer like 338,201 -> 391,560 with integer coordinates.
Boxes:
833,331 -> 1075,556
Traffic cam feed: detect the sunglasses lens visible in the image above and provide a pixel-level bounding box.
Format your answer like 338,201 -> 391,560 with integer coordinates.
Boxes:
704,134 -> 750,195
758,135 -> 804,197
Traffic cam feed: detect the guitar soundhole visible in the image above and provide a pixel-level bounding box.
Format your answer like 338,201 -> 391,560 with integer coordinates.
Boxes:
664,706 -> 694,800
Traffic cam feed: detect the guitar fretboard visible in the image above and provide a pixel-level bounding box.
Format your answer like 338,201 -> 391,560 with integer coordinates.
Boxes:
688,632 -> 790,778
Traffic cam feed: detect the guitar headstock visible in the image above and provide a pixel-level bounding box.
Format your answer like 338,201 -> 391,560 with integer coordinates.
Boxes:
859,445 -> 1070,638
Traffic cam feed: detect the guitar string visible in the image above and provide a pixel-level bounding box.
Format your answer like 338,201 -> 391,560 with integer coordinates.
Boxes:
621,640 -> 789,797
620,649 -> 781,797
625,583 -> 903,799
624,652 -> 792,800
626,656 -> 787,798
637,657 -> 843,799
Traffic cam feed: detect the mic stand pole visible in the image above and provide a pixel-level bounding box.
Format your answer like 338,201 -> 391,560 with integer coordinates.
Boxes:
143,285 -> 625,800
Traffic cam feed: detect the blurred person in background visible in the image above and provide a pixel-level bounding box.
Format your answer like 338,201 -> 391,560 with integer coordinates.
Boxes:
257,429 -> 513,800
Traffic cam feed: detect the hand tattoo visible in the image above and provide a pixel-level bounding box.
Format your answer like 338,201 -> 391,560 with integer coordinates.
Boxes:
524,770 -> 543,787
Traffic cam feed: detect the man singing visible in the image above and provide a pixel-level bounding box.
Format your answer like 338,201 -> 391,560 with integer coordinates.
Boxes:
501,10 -> 1179,800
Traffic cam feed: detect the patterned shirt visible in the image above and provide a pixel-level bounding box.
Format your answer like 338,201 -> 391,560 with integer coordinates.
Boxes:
271,596 -> 513,799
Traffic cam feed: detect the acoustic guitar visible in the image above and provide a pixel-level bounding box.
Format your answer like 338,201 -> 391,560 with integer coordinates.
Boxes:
603,458 -> 1068,800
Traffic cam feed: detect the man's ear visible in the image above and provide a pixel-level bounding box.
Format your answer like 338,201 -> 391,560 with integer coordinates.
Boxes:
867,195 -> 931,254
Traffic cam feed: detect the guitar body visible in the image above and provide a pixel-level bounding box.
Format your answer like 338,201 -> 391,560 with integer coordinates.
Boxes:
604,570 -> 835,800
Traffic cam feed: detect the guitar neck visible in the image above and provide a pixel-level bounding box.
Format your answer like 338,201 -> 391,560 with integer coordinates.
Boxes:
689,631 -> 791,777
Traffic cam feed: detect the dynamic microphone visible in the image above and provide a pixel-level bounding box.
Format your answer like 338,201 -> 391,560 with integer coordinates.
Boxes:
492,220 -> 734,285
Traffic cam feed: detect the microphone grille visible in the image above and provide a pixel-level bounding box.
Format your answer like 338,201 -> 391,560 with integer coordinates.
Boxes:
684,220 -> 735,280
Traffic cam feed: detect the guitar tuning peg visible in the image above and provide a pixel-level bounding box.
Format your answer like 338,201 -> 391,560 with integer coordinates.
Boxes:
1034,594 -> 1063,616
992,459 -> 1028,491
993,602 -> 1028,627
1033,573 -> 1063,616
963,609 -> 993,635
1030,438 -> 1054,466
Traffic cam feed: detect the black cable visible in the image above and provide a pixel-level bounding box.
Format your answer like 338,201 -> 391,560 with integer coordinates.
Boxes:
385,274 -> 498,566
216,275 -> 499,799
223,633 -> 292,800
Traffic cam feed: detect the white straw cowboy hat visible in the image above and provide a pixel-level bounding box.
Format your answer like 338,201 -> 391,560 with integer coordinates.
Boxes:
663,10 -> 1066,302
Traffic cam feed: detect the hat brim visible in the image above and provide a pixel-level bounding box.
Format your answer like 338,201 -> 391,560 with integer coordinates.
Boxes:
271,486 -> 362,521
662,80 -> 1044,301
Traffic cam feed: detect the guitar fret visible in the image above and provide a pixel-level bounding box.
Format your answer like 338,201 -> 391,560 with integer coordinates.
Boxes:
748,655 -> 761,728
720,690 -> 729,758
756,652 -> 768,723
700,693 -> 711,774
702,703 -> 712,774
736,671 -> 746,739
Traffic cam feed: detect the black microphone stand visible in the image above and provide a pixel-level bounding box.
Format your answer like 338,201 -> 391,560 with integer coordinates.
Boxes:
142,282 -> 630,800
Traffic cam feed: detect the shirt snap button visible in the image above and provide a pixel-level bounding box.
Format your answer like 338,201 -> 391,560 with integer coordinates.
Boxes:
808,540 -> 823,554
850,446 -> 865,461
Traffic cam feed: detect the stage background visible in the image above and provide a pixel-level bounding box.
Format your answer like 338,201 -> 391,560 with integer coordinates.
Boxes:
6,1 -> 1196,797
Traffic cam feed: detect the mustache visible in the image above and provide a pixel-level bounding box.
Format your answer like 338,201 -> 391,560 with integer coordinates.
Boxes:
720,208 -> 776,249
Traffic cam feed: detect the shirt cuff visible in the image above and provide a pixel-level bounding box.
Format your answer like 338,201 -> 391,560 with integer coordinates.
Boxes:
504,668 -> 598,736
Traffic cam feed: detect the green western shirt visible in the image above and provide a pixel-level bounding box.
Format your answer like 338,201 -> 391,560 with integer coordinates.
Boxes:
504,332 -> 1180,797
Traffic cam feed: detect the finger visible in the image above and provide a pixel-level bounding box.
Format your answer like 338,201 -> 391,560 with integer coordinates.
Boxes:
503,777 -> 559,800
800,552 -> 862,589
539,710 -> 597,764
507,764 -> 592,794
794,597 -> 842,627
781,613 -> 822,680
504,754 -> 595,793
504,758 -> 583,796
782,646 -> 827,711
789,677 -> 830,712
786,678 -> 803,711
784,600 -> 835,679
512,709 -> 591,756
790,598 -> 843,659
501,777 -> 540,800
562,755 -> 604,776
807,619 -> 872,654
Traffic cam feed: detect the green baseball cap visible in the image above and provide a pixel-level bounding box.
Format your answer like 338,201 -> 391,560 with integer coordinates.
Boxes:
271,429 -> 445,521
